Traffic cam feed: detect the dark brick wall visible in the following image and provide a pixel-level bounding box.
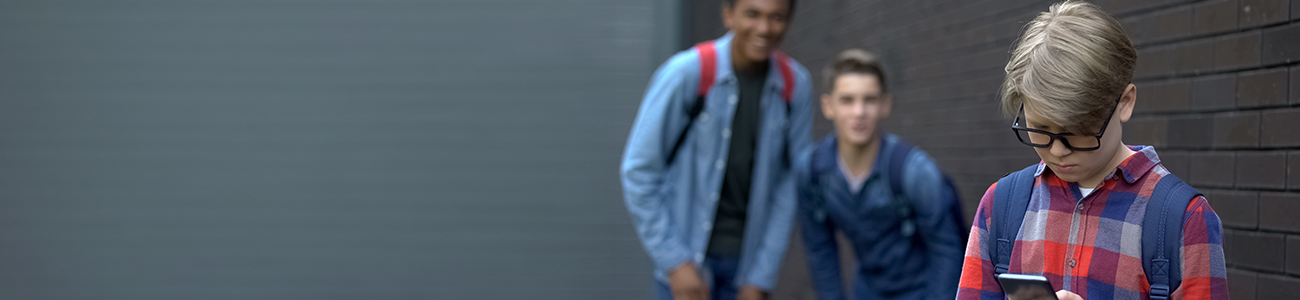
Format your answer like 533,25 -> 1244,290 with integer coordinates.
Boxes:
689,0 -> 1300,299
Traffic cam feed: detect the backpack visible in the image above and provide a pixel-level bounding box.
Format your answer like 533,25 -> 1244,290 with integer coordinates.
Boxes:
988,166 -> 1202,300
664,40 -> 796,165
806,136 -> 968,242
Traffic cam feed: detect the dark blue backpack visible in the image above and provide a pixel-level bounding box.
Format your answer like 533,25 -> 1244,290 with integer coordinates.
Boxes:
989,166 -> 1201,300
806,136 -> 967,242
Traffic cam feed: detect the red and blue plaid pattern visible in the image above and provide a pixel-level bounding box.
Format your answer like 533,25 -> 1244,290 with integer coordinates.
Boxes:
957,146 -> 1228,300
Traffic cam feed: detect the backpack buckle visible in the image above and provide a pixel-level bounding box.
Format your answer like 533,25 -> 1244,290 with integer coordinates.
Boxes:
1149,284 -> 1170,300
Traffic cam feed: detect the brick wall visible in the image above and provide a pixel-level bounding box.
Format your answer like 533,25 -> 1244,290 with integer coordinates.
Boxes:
689,0 -> 1300,298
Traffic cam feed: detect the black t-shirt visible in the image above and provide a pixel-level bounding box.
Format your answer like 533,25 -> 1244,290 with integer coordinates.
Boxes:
706,62 -> 768,257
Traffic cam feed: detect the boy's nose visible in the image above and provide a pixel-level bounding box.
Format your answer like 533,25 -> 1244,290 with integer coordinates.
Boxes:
1049,139 -> 1072,157
852,104 -> 868,116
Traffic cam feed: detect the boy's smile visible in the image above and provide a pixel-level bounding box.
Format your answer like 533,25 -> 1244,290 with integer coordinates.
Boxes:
722,0 -> 791,71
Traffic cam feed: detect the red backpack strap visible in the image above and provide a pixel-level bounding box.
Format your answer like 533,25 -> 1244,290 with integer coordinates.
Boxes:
774,51 -> 795,103
694,41 -> 717,98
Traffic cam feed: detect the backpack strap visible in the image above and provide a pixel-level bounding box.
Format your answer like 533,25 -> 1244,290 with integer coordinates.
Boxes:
773,51 -> 795,105
696,42 -> 718,100
664,41 -> 717,165
882,135 -> 970,243
773,51 -> 796,168
989,165 -> 1039,276
806,135 -> 837,224
885,137 -> 917,237
1142,173 -> 1200,300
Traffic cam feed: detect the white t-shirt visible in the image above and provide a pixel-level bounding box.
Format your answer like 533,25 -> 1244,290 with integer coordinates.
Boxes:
838,156 -> 869,194
1079,187 -> 1096,198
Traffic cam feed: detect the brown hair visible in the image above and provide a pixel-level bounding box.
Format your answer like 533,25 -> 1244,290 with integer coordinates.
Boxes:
822,49 -> 886,94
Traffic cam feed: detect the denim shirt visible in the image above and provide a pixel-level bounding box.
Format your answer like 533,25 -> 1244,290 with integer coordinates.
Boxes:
620,32 -> 814,290
797,134 -> 966,300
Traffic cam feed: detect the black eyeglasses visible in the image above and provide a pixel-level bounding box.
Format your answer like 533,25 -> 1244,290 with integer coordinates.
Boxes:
1010,95 -> 1121,152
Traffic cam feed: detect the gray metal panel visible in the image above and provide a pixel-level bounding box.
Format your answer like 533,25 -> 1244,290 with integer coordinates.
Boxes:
0,0 -> 660,299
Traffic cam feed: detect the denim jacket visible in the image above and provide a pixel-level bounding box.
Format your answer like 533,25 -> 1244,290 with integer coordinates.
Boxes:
620,32 -> 814,290
797,134 -> 966,299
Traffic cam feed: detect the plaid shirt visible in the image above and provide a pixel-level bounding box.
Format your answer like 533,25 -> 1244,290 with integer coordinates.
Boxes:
957,146 -> 1228,300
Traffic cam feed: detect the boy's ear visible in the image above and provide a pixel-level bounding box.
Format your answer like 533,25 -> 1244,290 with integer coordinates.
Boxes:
1117,83 -> 1137,123
820,93 -> 834,120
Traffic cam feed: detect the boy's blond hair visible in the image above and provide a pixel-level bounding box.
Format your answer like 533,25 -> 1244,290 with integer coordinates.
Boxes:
1001,0 -> 1136,135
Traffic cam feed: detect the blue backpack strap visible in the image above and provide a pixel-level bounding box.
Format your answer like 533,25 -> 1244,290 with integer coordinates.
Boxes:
1142,173 -> 1200,300
989,165 -> 1039,275
885,137 -> 917,237
806,136 -> 837,224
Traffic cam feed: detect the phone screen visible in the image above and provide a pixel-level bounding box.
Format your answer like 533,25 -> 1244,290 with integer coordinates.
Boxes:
996,274 -> 1059,300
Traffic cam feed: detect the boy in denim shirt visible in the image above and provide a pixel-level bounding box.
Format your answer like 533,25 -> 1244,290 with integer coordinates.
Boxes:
797,49 -> 966,300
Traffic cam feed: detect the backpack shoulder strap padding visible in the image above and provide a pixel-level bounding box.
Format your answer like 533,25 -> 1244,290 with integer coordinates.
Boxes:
773,51 -> 795,104
695,41 -> 717,99
885,137 -> 914,198
663,42 -> 717,165
1141,173 -> 1200,300
990,164 -> 1039,275
885,137 -> 917,237
806,135 -> 837,224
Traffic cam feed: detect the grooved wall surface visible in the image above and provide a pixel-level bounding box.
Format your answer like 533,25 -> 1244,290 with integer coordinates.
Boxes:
0,0 -> 663,298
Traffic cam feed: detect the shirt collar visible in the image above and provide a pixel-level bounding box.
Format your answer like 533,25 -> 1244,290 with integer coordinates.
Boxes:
1115,145 -> 1160,183
1033,145 -> 1160,184
823,132 -> 896,182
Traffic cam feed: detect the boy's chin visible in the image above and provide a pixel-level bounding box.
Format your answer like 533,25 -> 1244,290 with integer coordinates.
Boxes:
839,134 -> 874,147
1049,167 -> 1088,183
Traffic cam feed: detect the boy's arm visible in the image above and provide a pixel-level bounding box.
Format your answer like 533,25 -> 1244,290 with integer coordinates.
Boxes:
800,197 -> 847,300
902,152 -> 966,300
741,67 -> 814,291
956,183 -> 1007,300
620,53 -> 699,274
794,146 -> 847,300
1170,195 -> 1229,300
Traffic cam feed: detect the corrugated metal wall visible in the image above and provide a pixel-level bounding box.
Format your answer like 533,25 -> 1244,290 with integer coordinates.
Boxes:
0,0 -> 670,298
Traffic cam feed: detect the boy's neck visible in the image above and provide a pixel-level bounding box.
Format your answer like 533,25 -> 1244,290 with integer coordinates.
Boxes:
1077,143 -> 1137,189
838,134 -> 882,178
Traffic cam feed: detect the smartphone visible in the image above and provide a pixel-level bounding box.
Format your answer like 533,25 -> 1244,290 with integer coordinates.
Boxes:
996,273 -> 1059,300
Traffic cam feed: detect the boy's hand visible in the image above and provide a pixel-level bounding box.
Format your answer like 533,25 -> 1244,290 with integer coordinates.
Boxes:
1055,290 -> 1083,300
736,285 -> 766,300
669,262 -> 708,300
